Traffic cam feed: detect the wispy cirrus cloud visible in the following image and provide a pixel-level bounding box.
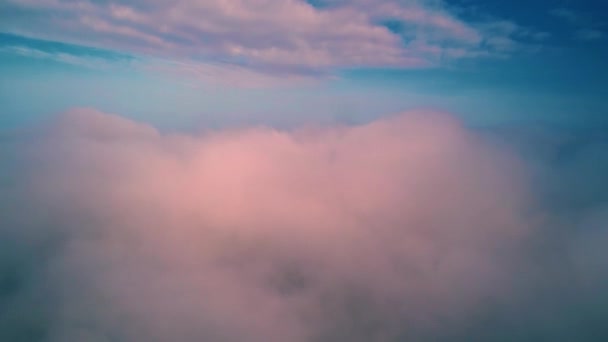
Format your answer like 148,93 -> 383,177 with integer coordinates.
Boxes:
550,8 -> 581,24
0,44 -> 136,70
0,32 -> 321,88
0,0 -> 533,76
575,28 -> 604,42
550,7 -> 605,41
0,31 -> 138,70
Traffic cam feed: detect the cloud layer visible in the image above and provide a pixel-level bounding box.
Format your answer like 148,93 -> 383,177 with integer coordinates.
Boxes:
1,109 -> 608,341
1,0 -> 529,74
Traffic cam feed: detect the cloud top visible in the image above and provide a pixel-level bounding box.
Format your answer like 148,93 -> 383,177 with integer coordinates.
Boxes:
1,108 -> 608,341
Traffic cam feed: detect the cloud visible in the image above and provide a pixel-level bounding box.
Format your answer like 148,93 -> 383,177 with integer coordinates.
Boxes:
0,44 -> 137,70
575,28 -> 604,41
550,7 -> 606,42
550,8 -> 582,24
1,108 -> 608,341
142,58 -> 328,88
0,32 -> 321,88
0,0 -> 529,75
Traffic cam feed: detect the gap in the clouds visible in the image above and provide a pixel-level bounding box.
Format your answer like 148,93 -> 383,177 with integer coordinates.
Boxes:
378,19 -> 407,35
304,0 -> 331,9
0,32 -> 137,64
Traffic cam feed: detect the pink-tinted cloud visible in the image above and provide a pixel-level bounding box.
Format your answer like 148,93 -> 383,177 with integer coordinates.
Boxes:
2,108 -> 608,341
1,0 -> 530,75
5,108 -> 531,340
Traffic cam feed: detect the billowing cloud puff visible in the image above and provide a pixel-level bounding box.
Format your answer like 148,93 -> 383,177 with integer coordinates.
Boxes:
0,0 -> 530,74
1,109 -> 608,341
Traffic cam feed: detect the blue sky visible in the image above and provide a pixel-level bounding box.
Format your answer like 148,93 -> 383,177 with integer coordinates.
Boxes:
1,0 -> 607,130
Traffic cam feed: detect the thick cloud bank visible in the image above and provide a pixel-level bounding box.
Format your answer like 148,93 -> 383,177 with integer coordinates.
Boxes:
1,109 -> 607,341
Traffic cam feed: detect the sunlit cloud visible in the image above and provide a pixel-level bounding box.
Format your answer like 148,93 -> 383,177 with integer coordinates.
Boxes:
1,0 -> 533,76
1,108 -> 607,340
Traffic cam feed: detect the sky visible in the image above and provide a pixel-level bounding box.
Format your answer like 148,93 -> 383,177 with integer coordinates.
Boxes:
1,1 -> 608,341
1,0 -> 607,129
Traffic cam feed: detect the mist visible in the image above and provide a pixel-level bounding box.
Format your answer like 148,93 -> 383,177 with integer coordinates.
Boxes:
1,108 -> 607,341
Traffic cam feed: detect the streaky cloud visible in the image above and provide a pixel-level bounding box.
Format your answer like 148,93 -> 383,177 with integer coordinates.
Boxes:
0,0 -> 532,76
